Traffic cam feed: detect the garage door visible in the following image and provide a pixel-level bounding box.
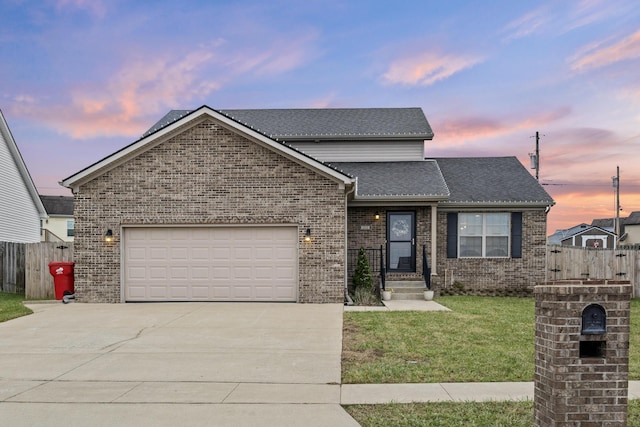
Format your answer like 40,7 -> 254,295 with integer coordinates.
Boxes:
123,227 -> 297,302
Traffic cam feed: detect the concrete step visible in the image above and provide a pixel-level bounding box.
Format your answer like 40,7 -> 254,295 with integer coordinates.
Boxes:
384,280 -> 429,301
391,292 -> 425,300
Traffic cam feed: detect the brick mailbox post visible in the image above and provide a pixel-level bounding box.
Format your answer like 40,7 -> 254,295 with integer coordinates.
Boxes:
534,280 -> 632,427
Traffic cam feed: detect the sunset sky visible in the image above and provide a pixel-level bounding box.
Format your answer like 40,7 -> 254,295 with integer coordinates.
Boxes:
3,0 -> 640,234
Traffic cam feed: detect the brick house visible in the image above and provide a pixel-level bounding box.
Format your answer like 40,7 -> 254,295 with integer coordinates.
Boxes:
61,106 -> 554,303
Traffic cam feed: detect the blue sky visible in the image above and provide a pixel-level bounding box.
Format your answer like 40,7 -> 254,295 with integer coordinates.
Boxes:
3,0 -> 640,232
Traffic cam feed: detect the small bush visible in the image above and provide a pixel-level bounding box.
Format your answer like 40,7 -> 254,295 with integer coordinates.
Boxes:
352,286 -> 379,306
353,247 -> 373,291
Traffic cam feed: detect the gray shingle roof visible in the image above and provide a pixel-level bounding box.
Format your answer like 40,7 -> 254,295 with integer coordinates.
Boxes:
432,157 -> 554,205
144,108 -> 434,141
40,195 -> 74,215
329,161 -> 449,199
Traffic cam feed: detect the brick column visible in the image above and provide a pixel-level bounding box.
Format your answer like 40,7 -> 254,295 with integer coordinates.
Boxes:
534,280 -> 631,427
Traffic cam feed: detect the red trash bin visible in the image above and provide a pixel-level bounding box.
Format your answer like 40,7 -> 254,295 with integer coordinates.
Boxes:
48,262 -> 75,300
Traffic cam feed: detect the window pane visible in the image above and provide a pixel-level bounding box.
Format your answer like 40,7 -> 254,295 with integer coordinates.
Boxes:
486,213 -> 509,235
389,215 -> 412,241
460,236 -> 482,257
459,214 -> 482,236
486,237 -> 509,257
389,242 -> 412,269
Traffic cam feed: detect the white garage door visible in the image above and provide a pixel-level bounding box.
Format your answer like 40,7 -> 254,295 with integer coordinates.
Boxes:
123,227 -> 297,302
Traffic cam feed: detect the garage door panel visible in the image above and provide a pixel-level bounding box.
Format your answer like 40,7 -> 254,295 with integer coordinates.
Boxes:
149,267 -> 168,279
124,227 -> 297,302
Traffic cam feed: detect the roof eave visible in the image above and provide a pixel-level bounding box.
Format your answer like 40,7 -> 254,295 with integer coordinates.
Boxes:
439,200 -> 555,209
352,194 -> 448,202
282,134 -> 434,142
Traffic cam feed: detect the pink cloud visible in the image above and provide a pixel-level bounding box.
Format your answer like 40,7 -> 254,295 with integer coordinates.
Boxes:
382,51 -> 483,86
570,29 -> 640,71
434,106 -> 571,145
10,46 -> 221,139
501,7 -> 550,42
9,31 -> 319,140
223,31 -> 319,76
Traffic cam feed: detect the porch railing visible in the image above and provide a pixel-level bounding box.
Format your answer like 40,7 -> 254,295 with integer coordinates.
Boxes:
347,245 -> 386,293
422,244 -> 431,290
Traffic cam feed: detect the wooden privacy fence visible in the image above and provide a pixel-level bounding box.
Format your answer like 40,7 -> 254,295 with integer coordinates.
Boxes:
0,242 -> 26,293
546,245 -> 640,297
0,241 -> 74,299
25,242 -> 74,299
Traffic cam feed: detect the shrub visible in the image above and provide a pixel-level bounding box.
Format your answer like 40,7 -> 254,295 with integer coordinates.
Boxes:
353,247 -> 373,291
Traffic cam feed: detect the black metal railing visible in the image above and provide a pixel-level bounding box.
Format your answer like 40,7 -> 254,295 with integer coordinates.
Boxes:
347,246 -> 386,292
422,244 -> 431,290
379,245 -> 386,291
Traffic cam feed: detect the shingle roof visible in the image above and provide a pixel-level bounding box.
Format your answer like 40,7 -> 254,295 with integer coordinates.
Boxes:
40,195 -> 74,215
432,157 -> 554,205
591,218 -> 615,229
624,212 -> 640,225
144,108 -> 434,141
329,161 -> 449,199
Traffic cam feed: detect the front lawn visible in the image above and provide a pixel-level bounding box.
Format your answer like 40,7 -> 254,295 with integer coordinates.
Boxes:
343,296 -> 640,383
343,296 -> 535,383
0,292 -> 32,323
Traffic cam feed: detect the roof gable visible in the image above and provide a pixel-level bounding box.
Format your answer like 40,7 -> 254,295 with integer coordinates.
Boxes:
432,157 -> 554,207
0,110 -> 46,218
62,106 -> 354,190
144,108 -> 434,141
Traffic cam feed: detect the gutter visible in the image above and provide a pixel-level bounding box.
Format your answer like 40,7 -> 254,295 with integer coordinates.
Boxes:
344,182 -> 356,306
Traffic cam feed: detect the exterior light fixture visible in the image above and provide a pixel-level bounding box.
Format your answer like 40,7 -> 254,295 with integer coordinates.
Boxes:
104,229 -> 113,243
374,212 -> 380,221
304,228 -> 312,242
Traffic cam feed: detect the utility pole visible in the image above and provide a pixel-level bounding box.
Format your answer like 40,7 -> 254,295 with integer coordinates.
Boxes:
613,166 -> 620,248
529,131 -> 540,181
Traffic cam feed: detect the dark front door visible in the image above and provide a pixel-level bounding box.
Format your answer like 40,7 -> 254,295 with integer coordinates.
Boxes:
387,211 -> 416,272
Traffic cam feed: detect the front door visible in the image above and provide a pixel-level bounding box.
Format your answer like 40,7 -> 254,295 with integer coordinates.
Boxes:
387,211 -> 416,272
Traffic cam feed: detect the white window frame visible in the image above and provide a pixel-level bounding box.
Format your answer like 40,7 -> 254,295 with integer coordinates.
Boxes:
458,213 -> 510,258
67,220 -> 75,237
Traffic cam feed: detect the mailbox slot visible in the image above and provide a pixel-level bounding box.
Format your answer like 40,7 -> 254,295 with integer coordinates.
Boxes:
581,304 -> 606,335
580,341 -> 605,358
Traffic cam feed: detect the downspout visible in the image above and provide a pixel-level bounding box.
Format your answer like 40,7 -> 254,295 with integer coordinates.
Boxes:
344,181 -> 356,305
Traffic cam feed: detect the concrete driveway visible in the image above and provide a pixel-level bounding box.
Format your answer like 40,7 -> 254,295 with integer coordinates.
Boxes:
0,302 -> 359,427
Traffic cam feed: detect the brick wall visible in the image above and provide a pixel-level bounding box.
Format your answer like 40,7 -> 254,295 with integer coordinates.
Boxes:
435,209 -> 547,294
73,119 -> 347,303
534,280 -> 631,426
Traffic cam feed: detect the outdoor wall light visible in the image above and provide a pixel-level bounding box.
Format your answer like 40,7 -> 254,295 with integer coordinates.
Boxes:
104,229 -> 113,243
304,228 -> 312,242
374,212 -> 380,220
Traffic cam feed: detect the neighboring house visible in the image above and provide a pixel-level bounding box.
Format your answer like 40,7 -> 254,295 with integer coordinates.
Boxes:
621,212 -> 640,246
548,223 -> 616,248
0,109 -> 47,243
61,106 -> 554,303
40,195 -> 74,242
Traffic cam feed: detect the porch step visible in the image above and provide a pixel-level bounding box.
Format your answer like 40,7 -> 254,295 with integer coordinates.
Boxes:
385,280 -> 427,300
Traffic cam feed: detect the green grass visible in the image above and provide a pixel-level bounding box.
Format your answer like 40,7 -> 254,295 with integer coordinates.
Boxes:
0,292 -> 32,323
343,296 -> 640,383
343,296 -> 535,383
345,400 -> 640,427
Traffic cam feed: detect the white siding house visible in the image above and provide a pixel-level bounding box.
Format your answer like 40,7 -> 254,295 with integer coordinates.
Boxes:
0,110 -> 47,242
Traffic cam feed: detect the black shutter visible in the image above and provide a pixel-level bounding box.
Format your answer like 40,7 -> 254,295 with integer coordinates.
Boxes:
447,212 -> 458,258
511,212 -> 523,259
